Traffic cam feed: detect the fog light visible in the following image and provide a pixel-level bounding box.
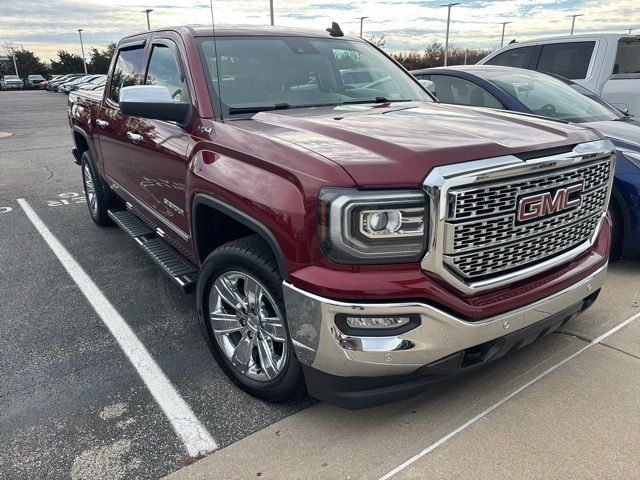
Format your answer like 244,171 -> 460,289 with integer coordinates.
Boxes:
345,316 -> 411,329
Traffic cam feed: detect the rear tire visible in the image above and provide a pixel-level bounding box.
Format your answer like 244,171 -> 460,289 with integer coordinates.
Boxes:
197,235 -> 304,402
81,150 -> 114,226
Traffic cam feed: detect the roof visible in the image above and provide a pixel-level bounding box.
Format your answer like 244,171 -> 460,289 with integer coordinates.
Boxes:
120,24 -> 363,43
498,32 -> 635,46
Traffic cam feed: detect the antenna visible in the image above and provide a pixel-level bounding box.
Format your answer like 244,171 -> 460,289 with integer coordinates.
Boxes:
209,0 -> 224,121
326,22 -> 344,37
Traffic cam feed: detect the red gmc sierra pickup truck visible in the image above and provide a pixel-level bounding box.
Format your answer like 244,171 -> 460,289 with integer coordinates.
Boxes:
68,24 -> 615,409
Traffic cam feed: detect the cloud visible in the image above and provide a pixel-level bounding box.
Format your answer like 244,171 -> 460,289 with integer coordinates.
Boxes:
0,0 -> 637,60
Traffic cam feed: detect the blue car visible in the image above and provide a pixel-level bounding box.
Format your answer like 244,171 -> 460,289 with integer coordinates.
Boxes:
412,65 -> 640,260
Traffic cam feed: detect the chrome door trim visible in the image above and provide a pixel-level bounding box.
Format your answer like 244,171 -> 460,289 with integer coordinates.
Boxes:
107,175 -> 190,241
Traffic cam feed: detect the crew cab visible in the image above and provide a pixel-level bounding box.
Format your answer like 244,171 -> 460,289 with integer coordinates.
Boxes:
479,34 -> 640,116
68,25 -> 615,409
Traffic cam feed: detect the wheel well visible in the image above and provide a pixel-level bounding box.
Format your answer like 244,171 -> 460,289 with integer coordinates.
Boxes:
74,131 -> 89,155
193,203 -> 293,280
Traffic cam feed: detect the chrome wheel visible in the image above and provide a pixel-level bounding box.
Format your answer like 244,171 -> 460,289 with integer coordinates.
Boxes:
83,163 -> 98,216
208,271 -> 288,382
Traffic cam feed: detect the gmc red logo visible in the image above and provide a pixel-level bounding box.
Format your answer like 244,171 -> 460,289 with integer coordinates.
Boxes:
517,183 -> 583,223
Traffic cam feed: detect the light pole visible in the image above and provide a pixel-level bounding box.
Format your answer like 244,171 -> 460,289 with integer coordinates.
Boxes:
357,16 -> 368,38
567,14 -> 583,35
269,0 -> 274,26
77,29 -> 87,74
628,28 -> 638,34
9,47 -> 19,77
143,9 -> 154,30
499,21 -> 512,48
440,3 -> 460,66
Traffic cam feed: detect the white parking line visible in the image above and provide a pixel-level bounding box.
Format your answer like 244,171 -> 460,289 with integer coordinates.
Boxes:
17,198 -> 218,457
379,310 -> 640,480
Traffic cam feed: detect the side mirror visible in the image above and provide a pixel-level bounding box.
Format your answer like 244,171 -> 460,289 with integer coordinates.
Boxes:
119,85 -> 191,125
419,79 -> 436,95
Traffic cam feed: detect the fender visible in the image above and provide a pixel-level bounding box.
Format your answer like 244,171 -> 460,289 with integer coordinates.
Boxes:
191,193 -> 290,281
72,125 -> 100,168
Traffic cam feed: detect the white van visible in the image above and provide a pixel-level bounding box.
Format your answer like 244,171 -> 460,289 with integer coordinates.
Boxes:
478,34 -> 640,116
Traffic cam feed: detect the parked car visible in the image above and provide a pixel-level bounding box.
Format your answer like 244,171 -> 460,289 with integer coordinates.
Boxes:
59,74 -> 103,93
25,74 -> 46,89
478,34 -> 640,116
47,74 -> 84,91
76,74 -> 107,91
68,24 -> 615,409
1,75 -> 24,90
412,65 -> 640,259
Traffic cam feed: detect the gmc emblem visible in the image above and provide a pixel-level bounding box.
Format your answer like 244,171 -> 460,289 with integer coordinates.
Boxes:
516,183 -> 583,223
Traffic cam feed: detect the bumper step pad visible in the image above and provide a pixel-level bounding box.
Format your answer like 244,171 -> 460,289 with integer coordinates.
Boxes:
107,209 -> 198,292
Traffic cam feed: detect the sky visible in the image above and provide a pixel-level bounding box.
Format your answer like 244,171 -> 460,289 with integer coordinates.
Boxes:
1,0 -> 638,61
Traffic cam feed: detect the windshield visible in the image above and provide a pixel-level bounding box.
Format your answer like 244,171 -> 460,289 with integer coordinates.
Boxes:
4,76 -> 19,80
482,70 -> 621,123
197,36 -> 430,117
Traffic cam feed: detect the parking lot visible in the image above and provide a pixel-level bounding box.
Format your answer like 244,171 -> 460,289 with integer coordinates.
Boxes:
1,90 -> 639,480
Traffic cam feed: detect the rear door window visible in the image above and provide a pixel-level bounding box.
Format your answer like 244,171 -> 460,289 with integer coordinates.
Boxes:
612,38 -> 640,76
109,46 -> 144,103
536,41 -> 595,79
485,46 -> 535,68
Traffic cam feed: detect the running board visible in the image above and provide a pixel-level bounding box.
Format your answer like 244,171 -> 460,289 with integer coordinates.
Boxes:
107,209 -> 198,292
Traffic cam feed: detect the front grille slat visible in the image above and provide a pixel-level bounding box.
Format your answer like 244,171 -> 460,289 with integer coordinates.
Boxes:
443,157 -> 611,281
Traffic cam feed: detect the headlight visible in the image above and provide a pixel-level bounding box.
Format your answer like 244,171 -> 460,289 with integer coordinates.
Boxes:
622,150 -> 640,169
318,188 -> 428,263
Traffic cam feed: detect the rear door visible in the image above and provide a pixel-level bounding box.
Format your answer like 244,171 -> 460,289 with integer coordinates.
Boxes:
601,37 -> 640,115
531,40 -> 599,91
125,33 -> 193,241
97,42 -> 146,195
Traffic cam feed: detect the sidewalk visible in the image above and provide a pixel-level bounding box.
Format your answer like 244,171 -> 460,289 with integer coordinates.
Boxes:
166,262 -> 640,480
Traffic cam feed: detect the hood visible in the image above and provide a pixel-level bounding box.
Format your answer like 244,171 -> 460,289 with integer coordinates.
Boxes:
232,102 -> 601,187
585,119 -> 640,150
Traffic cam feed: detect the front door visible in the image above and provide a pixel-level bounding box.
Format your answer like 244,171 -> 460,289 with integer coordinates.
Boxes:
126,37 -> 193,240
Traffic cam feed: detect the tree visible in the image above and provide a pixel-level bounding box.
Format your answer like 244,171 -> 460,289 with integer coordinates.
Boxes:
88,43 -> 115,74
367,34 -> 387,49
14,49 -> 49,78
50,50 -> 85,75
390,43 -> 492,70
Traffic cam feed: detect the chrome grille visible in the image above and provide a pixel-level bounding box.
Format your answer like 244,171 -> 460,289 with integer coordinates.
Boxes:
450,159 -> 610,220
442,157 -> 612,281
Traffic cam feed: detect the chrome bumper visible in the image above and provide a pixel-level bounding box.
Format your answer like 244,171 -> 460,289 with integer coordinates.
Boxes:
283,264 -> 607,378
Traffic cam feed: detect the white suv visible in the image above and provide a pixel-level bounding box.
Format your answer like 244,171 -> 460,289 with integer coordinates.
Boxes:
478,34 -> 640,116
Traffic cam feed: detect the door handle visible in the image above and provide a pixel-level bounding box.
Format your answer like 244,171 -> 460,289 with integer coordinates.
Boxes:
127,131 -> 143,144
96,119 -> 109,129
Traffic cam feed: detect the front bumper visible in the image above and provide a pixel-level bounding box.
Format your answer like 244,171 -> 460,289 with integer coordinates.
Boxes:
283,263 -> 607,408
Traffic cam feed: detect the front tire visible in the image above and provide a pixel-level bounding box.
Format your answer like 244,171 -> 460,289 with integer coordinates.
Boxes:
197,236 -> 304,402
608,201 -> 623,262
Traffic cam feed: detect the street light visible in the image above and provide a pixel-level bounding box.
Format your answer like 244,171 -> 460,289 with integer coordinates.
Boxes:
498,21 -> 512,48
357,16 -> 369,38
440,3 -> 460,66
628,27 -> 638,34
269,0 -> 274,26
7,46 -> 19,77
567,13 -> 583,35
143,9 -> 154,30
77,29 -> 87,74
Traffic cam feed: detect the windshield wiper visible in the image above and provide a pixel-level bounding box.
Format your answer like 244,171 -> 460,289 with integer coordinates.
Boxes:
340,98 -> 413,105
228,103 -> 291,115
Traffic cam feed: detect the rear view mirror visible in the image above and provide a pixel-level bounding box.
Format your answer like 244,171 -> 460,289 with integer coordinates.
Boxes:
119,85 -> 191,125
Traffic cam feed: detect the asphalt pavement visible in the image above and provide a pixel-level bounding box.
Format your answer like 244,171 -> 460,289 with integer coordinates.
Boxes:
0,90 -> 638,480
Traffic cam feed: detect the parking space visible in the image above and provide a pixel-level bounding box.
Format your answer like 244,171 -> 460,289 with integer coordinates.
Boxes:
0,91 -> 312,479
1,91 -> 638,480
